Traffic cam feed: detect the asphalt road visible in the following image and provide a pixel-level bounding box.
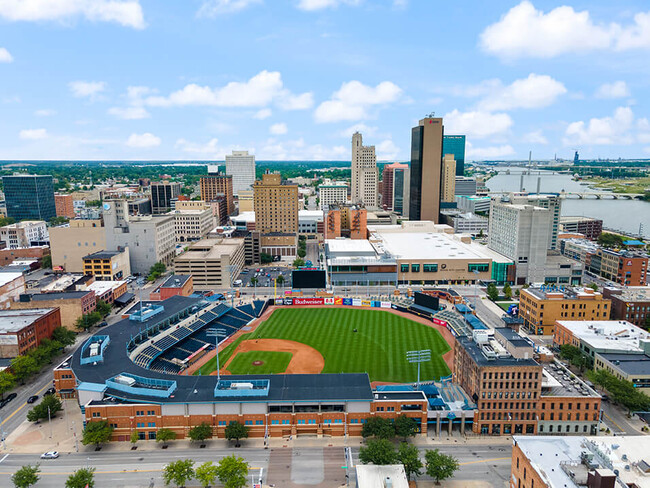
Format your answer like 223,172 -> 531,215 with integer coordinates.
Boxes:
0,444 -> 513,488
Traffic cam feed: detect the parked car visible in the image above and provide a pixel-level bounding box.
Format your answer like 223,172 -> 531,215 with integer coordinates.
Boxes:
44,388 -> 56,396
97,321 -> 108,328
27,395 -> 39,404
40,451 -> 59,459
6,392 -> 17,402
0,399 -> 8,409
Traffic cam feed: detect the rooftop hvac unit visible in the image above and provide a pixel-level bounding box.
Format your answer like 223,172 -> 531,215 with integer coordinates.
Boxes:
113,375 -> 136,387
230,382 -> 254,389
384,477 -> 393,488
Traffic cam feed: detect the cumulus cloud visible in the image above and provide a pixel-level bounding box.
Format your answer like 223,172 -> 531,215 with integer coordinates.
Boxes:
126,132 -> 161,148
564,107 -> 636,145
69,80 -> 106,98
197,0 -> 262,17
175,138 -> 240,158
259,138 -> 347,160
522,130 -> 548,144
35,109 -> 56,117
376,139 -> 400,160
339,123 -> 378,138
314,80 -> 402,123
595,81 -> 631,99
108,106 -> 150,119
0,47 -> 13,63
19,128 -> 48,140
269,123 -> 288,135
466,142 -> 515,160
297,0 -> 361,11
0,0 -> 145,29
253,108 -> 272,120
143,71 -> 312,111
477,74 -> 566,111
480,1 -> 650,59
443,109 -> 513,139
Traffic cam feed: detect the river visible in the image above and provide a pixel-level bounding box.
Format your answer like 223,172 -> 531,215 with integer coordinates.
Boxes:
485,167 -> 650,239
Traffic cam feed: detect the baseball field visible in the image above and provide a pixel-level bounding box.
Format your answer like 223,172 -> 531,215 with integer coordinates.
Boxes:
195,307 -> 452,383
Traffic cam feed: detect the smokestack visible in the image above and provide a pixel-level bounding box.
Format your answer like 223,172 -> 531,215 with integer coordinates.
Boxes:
519,174 -> 524,192
537,177 -> 541,195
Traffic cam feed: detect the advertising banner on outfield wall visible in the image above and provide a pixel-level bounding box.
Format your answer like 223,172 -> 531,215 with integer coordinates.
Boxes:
334,297 -> 343,305
293,297 -> 324,305
433,317 -> 448,327
343,298 -> 353,306
380,301 -> 392,308
324,298 -> 334,305
371,301 -> 380,307
275,298 -> 284,305
361,300 -> 371,307
352,298 -> 362,307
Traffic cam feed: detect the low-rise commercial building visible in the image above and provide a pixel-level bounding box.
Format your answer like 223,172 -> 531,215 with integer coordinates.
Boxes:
297,210 -> 324,237
82,248 -> 131,281
0,246 -> 50,268
49,219 -> 106,273
594,249 -> 648,286
519,286 -> 610,335
174,238 -> 245,288
454,176 -> 477,196
456,195 -> 491,213
554,320 -> 650,359
0,308 -> 61,358
11,290 -> 96,330
560,216 -> 603,240
559,237 -> 598,264
149,275 -> 194,301
447,212 -> 489,235
84,280 -> 128,305
324,204 -> 367,240
170,207 -> 214,242
0,272 -> 26,309
594,351 -> 650,394
318,183 -> 348,209
0,221 -> 48,249
603,286 -> 650,329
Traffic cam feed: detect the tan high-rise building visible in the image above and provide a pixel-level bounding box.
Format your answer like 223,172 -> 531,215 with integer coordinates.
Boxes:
441,154 -> 456,203
409,117 -> 444,222
200,172 -> 234,217
351,132 -> 378,208
253,173 -> 299,257
238,189 -> 254,212
49,219 -> 106,273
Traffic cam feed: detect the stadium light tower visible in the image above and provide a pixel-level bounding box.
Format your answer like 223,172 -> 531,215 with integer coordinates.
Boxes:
207,328 -> 227,382
406,349 -> 431,388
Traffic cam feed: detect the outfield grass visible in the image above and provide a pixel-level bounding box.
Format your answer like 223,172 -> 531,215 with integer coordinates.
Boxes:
227,351 -> 292,375
196,308 -> 451,382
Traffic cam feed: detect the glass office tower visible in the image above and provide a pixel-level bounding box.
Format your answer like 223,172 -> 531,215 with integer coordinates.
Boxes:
443,135 -> 466,176
2,174 -> 56,221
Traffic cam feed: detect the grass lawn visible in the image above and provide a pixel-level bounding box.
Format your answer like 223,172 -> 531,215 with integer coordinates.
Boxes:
227,351 -> 292,375
196,308 -> 451,382
496,301 -> 518,311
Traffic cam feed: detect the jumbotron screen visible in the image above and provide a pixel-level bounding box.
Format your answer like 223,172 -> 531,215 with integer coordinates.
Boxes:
292,270 -> 326,289
414,292 -> 439,311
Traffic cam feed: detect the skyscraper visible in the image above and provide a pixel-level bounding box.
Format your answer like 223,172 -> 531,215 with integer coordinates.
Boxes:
150,181 -> 181,214
351,132 -> 378,207
409,117 -> 444,222
200,172 -> 234,217
2,175 -> 56,222
381,162 -> 410,216
443,135 -> 466,176
225,150 -> 255,196
441,154 -> 456,203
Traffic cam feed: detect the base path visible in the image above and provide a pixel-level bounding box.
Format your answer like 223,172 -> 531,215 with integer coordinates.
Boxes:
215,338 -> 325,375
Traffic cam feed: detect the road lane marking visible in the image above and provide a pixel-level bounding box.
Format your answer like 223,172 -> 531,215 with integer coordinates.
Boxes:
0,454 -> 9,463
0,467 -> 263,475
459,457 -> 510,466
0,383 -> 50,427
603,412 -> 625,432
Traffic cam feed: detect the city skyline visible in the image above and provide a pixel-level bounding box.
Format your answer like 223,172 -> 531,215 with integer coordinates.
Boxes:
1,1 -> 650,161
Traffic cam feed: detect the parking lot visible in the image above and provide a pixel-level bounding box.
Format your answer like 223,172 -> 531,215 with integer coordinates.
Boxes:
236,266 -> 292,289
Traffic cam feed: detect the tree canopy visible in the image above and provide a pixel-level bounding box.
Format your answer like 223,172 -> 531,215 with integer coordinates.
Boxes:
361,416 -> 395,439
397,442 -> 423,481
224,422 -> 249,447
163,459 -> 195,488
11,464 -> 40,488
188,422 -> 212,442
215,455 -> 249,488
425,449 -> 459,484
588,369 -> 650,412
81,421 -> 113,447
359,438 -> 397,465
195,461 -> 219,488
65,468 -> 95,488
394,415 -> 418,440
26,394 -> 62,423
156,428 -> 177,445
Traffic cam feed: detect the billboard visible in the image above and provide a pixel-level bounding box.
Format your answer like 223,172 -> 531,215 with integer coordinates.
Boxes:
414,292 -> 440,311
352,298 -> 362,306
293,297 -> 324,305
343,298 -> 353,306
292,270 -> 326,289
324,297 -> 334,305
433,317 -> 448,327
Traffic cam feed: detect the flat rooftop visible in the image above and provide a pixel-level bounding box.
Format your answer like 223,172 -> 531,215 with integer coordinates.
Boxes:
556,320 -> 650,353
541,361 -> 600,398
175,238 -> 245,260
0,272 -> 23,287
524,286 -> 602,301
456,335 -> 538,368
610,286 -> 650,302
356,465 -> 409,488
86,280 -> 127,295
83,250 -> 123,260
597,352 -> 650,376
0,308 -> 56,333
514,436 -> 650,488
161,275 -> 192,288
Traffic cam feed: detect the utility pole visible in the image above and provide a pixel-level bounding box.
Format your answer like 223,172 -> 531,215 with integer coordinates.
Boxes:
48,406 -> 52,438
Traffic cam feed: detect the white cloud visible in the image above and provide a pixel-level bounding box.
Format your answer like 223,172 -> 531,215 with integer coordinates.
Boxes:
477,74 -> 566,111
443,109 -> 513,139
564,107 -> 635,145
636,118 -> 650,143
466,142 -> 515,160
269,123 -> 288,135
253,108 -> 272,120
339,123 -> 378,138
19,128 -> 48,140
144,71 -> 312,111
108,106 -> 150,119
480,1 -> 650,59
35,109 -> 56,117
297,0 -> 361,11
595,81 -> 631,99
259,138 -> 347,160
522,130 -> 548,144
0,0 -> 145,29
0,47 -> 13,63
197,0 -> 261,17
376,139 -> 400,160
69,80 -> 106,98
126,132 -> 161,148
314,80 -> 402,123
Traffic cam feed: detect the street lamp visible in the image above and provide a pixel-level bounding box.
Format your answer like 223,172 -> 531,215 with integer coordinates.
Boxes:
207,328 -> 226,382
406,349 -> 431,388
473,269 -> 480,309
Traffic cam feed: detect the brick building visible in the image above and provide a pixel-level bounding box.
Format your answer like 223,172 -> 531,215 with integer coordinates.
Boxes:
603,286 -> 650,329
11,291 -> 96,329
0,246 -> 50,267
0,308 -> 61,357
149,275 -> 194,301
55,194 -> 76,219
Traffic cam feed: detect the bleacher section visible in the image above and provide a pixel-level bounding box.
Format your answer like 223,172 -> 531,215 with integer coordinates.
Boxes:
147,302 -> 258,374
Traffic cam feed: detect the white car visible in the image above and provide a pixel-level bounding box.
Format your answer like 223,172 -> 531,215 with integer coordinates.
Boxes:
40,451 -> 59,459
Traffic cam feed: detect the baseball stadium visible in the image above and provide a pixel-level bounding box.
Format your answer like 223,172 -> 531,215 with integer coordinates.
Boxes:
54,292 -> 476,441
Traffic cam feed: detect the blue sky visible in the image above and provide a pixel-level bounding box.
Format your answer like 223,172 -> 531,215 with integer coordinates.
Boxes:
1,0 -> 650,161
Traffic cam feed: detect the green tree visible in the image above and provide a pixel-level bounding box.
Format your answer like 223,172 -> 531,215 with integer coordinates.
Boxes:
297,248 -> 306,258
645,315 -> 650,331
163,459 -> 195,488
598,232 -> 624,248
275,274 -> 285,285
587,369 -> 650,412
486,283 -> 499,301
292,258 -> 305,268
188,422 -> 213,443
215,455 -> 249,488
74,311 -> 102,331
81,421 -> 114,447
359,438 -> 398,465
49,216 -> 69,227
250,277 -> 258,286
147,262 -> 167,282
0,371 -> 16,399
156,428 -> 177,446
361,416 -> 395,439
130,430 -> 140,446
10,355 -> 39,384
224,421 -> 249,447
260,252 -> 273,264
95,300 -> 111,317
503,283 -> 513,300
394,415 -> 418,441
27,394 -> 63,422
0,216 -> 15,226
195,461 -> 219,488
41,254 -> 52,269
52,327 -> 76,348
65,468 -> 95,488
397,442 -> 423,481
11,464 -> 40,488
425,449 -> 459,484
